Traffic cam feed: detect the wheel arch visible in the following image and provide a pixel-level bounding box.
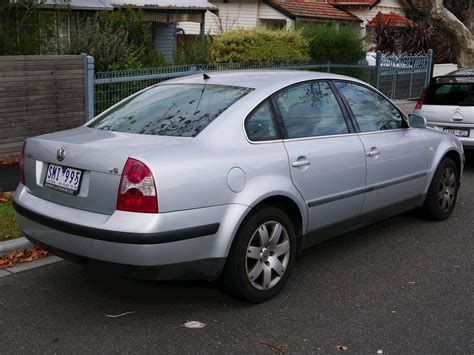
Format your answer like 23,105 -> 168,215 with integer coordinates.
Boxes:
442,150 -> 463,181
223,193 -> 307,257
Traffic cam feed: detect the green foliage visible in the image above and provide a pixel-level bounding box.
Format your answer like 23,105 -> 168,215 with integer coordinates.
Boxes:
298,23 -> 365,63
0,0 -> 56,55
175,36 -> 210,65
210,29 -> 310,63
0,198 -> 21,242
67,10 -> 164,71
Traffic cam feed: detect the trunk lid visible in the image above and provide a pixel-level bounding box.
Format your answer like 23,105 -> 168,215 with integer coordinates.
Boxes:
24,127 -> 191,215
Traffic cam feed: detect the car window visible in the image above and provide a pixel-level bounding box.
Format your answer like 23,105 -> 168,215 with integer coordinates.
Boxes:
335,81 -> 404,132
425,83 -> 474,106
89,84 -> 252,137
245,101 -> 279,141
274,81 -> 348,139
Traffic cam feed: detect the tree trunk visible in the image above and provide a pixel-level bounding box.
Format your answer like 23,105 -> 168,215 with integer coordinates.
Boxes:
426,0 -> 474,67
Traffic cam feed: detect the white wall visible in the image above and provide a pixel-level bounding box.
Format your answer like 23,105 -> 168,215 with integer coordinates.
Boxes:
348,0 -> 406,26
433,63 -> 458,77
179,0 -> 260,35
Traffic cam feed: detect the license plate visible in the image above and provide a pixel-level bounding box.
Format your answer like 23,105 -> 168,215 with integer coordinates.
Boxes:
44,164 -> 83,195
443,128 -> 470,137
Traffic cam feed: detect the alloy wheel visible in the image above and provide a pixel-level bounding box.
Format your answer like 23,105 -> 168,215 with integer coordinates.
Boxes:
438,167 -> 456,212
245,221 -> 290,290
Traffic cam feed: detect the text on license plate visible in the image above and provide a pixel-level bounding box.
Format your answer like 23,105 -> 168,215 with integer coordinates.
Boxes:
44,164 -> 82,195
443,128 -> 470,137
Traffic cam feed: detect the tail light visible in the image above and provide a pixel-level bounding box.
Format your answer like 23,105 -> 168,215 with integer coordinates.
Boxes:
415,86 -> 430,110
117,158 -> 158,213
20,141 -> 27,185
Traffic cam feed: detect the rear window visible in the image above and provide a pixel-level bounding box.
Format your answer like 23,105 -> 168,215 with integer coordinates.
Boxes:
89,84 -> 252,137
425,83 -> 474,106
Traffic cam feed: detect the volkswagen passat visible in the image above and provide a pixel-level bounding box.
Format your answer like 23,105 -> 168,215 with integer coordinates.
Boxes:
14,71 -> 464,302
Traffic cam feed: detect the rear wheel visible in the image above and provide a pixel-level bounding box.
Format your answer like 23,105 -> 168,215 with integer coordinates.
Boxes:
423,157 -> 459,220
222,206 -> 296,303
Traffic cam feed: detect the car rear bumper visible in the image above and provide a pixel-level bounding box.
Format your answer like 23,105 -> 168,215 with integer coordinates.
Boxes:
13,185 -> 250,280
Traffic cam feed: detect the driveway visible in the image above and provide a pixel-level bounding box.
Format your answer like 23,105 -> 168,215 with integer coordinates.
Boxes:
0,163 -> 472,353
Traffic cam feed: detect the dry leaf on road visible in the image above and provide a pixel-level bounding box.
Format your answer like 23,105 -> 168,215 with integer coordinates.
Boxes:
336,345 -> 348,351
0,248 -> 49,269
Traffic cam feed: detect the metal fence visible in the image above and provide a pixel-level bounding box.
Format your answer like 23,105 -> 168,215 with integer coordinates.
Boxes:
91,51 -> 433,118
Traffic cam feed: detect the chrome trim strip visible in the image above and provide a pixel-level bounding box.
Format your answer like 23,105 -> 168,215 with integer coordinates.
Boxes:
307,171 -> 428,208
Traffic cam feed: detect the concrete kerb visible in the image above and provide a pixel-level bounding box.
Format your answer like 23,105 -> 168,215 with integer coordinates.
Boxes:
0,237 -> 33,256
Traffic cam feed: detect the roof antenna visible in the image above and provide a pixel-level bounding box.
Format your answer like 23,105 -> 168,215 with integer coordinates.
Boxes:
199,68 -> 210,80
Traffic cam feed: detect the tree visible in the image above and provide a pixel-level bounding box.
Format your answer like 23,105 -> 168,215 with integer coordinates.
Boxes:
425,0 -> 474,67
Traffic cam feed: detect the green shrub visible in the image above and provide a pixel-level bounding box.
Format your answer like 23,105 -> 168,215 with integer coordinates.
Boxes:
0,0 -> 56,55
298,23 -> 365,63
67,10 -> 164,71
175,36 -> 211,65
210,29 -> 310,63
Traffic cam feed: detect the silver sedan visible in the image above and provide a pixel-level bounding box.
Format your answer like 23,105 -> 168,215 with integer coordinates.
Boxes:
14,71 -> 464,302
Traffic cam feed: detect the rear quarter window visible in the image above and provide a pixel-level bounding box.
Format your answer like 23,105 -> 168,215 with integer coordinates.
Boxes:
425,83 -> 474,106
89,84 -> 252,137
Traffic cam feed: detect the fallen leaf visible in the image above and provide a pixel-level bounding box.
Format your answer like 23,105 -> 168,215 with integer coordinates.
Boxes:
0,247 -> 49,268
355,303 -> 363,308
336,345 -> 348,352
181,321 -> 206,329
104,311 -> 136,318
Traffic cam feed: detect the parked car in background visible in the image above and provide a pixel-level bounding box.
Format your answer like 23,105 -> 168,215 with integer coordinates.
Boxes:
414,68 -> 474,151
13,71 -> 464,302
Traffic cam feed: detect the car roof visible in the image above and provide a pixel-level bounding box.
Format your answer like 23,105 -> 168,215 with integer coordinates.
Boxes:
163,70 -> 364,90
448,68 -> 474,76
433,67 -> 474,84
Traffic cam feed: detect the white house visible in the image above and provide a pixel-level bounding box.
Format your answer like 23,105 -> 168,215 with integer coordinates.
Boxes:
178,0 -> 411,36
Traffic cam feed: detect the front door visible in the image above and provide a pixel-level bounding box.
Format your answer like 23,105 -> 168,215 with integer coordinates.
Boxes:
334,81 -> 428,213
272,81 -> 367,232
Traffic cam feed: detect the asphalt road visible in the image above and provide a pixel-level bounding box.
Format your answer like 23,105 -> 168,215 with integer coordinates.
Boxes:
0,163 -> 473,354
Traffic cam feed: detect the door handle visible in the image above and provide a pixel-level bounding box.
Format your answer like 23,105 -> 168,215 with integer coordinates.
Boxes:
366,148 -> 380,157
291,159 -> 311,168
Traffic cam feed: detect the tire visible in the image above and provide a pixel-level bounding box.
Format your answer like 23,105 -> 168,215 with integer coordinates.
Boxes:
423,157 -> 459,221
222,206 -> 297,303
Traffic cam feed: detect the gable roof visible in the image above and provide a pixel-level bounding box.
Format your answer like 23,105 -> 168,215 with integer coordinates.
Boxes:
367,11 -> 413,27
329,0 -> 378,7
265,0 -> 362,22
40,0 -> 218,12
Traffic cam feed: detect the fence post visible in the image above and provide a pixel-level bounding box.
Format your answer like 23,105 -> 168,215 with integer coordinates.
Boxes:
375,51 -> 382,90
83,54 -> 95,121
327,60 -> 331,73
425,49 -> 433,86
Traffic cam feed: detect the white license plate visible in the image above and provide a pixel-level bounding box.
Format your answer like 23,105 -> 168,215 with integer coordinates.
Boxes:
443,128 -> 470,137
44,164 -> 83,195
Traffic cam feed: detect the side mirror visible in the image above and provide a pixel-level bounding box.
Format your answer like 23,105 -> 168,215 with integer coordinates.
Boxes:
408,114 -> 427,129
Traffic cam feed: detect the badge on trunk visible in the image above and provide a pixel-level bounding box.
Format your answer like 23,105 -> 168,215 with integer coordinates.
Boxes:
57,146 -> 66,162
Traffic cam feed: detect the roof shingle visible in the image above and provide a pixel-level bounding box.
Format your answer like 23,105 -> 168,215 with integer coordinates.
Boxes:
367,11 -> 413,27
268,0 -> 362,22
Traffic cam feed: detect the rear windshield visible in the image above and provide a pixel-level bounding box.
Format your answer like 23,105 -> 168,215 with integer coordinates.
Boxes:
425,83 -> 474,106
89,84 -> 252,137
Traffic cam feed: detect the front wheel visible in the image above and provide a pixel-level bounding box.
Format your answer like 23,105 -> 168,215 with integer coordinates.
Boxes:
222,206 -> 296,303
423,157 -> 459,220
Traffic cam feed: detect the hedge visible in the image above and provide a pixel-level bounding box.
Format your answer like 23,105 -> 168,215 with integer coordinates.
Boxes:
210,29 -> 310,63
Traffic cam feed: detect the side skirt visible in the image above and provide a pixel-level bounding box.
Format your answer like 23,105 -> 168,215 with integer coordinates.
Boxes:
301,194 -> 426,250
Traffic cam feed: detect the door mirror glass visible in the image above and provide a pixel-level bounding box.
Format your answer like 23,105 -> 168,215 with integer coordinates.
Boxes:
408,114 -> 427,128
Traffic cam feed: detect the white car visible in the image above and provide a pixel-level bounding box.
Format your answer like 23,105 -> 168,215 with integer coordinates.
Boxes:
414,68 -> 474,151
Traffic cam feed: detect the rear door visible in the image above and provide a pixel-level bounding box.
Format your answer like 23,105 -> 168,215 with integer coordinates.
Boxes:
334,81 -> 428,213
272,80 -> 367,232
